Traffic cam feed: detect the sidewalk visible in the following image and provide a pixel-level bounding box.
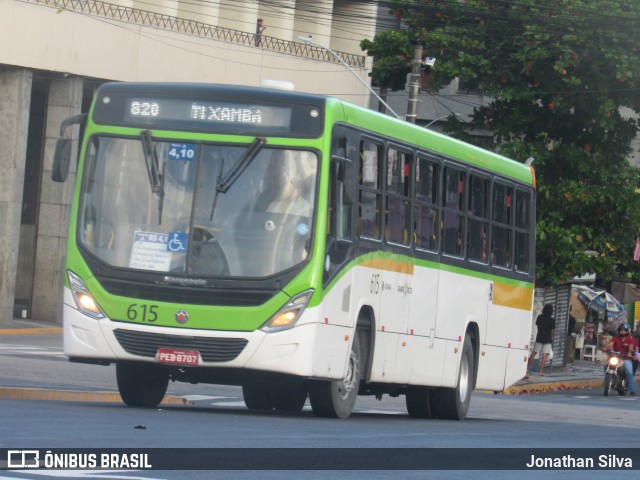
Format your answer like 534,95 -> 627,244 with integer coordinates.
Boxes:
0,317 -> 62,335
504,359 -> 606,395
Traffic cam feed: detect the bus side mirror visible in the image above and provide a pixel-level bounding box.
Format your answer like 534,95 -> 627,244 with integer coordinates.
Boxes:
52,138 -> 71,182
331,154 -> 349,183
51,113 -> 87,183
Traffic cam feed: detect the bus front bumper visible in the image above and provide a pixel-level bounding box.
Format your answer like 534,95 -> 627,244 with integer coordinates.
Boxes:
62,295 -> 351,382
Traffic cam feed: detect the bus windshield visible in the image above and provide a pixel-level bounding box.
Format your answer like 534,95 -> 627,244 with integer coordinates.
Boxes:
79,136 -> 317,278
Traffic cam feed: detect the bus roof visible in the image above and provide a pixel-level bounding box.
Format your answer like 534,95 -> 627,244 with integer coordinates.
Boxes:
327,97 -> 535,186
95,82 -> 329,104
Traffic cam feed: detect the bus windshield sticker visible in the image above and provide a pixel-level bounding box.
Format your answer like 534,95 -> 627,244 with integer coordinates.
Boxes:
129,231 -> 172,271
168,143 -> 196,162
167,232 -> 188,253
296,223 -> 310,236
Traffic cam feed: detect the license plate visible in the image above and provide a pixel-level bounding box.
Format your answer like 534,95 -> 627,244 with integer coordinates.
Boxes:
156,348 -> 200,366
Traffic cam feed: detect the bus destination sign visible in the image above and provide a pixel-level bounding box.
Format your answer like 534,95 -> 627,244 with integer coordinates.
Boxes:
125,98 -> 292,130
91,86 -> 324,136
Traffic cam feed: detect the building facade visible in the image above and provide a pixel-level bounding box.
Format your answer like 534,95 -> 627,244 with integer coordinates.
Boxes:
0,0 -> 379,323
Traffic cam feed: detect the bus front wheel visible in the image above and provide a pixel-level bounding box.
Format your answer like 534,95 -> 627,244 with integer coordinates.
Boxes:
116,361 -> 169,408
430,335 -> 474,420
309,333 -> 361,419
271,384 -> 307,412
242,385 -> 274,410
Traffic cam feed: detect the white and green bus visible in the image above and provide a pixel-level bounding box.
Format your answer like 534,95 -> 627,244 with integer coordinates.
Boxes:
53,82 -> 535,420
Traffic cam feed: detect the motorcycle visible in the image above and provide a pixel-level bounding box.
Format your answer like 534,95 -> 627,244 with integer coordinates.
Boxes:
603,351 -> 628,396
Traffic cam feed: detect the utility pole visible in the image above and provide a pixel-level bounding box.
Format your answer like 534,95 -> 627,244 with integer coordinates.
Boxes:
406,44 -> 423,124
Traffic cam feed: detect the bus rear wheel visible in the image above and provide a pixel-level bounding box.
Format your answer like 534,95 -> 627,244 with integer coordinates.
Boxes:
430,335 -> 474,420
406,386 -> 434,419
116,361 -> 169,408
309,333 -> 361,419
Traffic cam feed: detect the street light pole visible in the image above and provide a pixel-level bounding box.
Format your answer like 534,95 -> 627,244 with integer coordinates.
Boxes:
297,36 -> 400,119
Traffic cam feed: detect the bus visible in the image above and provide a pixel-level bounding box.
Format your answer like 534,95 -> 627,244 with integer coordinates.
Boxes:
52,82 -> 536,420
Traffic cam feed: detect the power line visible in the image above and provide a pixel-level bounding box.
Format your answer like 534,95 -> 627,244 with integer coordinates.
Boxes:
20,0 -> 640,100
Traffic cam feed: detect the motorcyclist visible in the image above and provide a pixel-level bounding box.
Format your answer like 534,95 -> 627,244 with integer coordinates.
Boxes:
604,323 -> 638,396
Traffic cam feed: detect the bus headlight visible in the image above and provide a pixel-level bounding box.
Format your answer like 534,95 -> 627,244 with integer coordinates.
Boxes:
260,290 -> 314,333
67,271 -> 106,319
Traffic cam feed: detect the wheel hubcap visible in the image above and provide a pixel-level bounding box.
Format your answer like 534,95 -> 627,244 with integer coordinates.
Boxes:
338,351 -> 358,400
458,356 -> 470,403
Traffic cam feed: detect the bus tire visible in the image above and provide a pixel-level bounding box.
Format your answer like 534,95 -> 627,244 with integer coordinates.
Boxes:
271,384 -> 307,412
406,386 -> 434,419
309,332 -> 361,419
242,385 -> 273,410
116,361 -> 168,408
430,335 -> 474,420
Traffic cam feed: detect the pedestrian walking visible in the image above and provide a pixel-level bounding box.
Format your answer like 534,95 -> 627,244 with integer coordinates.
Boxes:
526,304 -> 556,378
255,19 -> 266,46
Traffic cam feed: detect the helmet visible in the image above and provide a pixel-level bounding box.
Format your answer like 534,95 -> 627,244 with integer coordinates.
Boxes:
618,323 -> 630,335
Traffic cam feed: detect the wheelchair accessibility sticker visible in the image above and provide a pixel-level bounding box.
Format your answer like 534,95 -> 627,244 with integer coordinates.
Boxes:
167,232 -> 188,252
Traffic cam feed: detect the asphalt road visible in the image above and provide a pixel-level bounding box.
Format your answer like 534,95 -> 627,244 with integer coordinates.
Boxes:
1,331 -> 639,480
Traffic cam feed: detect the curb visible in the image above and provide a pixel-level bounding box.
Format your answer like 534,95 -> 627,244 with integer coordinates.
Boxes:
504,378 -> 605,395
0,387 -> 189,405
0,327 -> 63,335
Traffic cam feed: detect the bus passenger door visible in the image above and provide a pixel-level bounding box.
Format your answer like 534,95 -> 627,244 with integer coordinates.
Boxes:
406,155 -> 442,386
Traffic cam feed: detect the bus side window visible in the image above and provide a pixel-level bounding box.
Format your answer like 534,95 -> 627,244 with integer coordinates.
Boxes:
358,140 -> 383,239
442,166 -> 465,257
414,156 -> 439,252
386,147 -> 411,246
491,182 -> 513,268
467,174 -> 490,263
514,189 -> 531,273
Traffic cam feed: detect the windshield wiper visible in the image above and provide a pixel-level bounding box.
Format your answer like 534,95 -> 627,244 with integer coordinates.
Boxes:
140,130 -> 165,224
216,137 -> 266,193
210,160 -> 225,221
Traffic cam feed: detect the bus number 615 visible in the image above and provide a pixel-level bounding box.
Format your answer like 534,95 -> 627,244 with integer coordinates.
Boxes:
127,304 -> 159,322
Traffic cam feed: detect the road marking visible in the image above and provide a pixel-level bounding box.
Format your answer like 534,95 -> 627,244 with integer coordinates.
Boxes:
210,401 -> 248,407
180,394 -> 227,402
0,343 -> 65,358
357,409 -> 404,415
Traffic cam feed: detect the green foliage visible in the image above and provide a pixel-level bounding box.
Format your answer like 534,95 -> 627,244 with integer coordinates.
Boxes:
360,30 -> 413,92
391,0 -> 640,285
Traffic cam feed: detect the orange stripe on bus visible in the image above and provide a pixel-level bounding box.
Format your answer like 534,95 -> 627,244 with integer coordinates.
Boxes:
360,258 -> 414,275
492,282 -> 533,310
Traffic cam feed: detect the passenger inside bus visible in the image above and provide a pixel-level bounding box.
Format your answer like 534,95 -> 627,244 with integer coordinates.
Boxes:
254,154 -> 312,218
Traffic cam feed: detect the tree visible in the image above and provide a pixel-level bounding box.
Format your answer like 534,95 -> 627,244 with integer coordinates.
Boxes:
391,0 -> 640,284
360,30 -> 414,113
